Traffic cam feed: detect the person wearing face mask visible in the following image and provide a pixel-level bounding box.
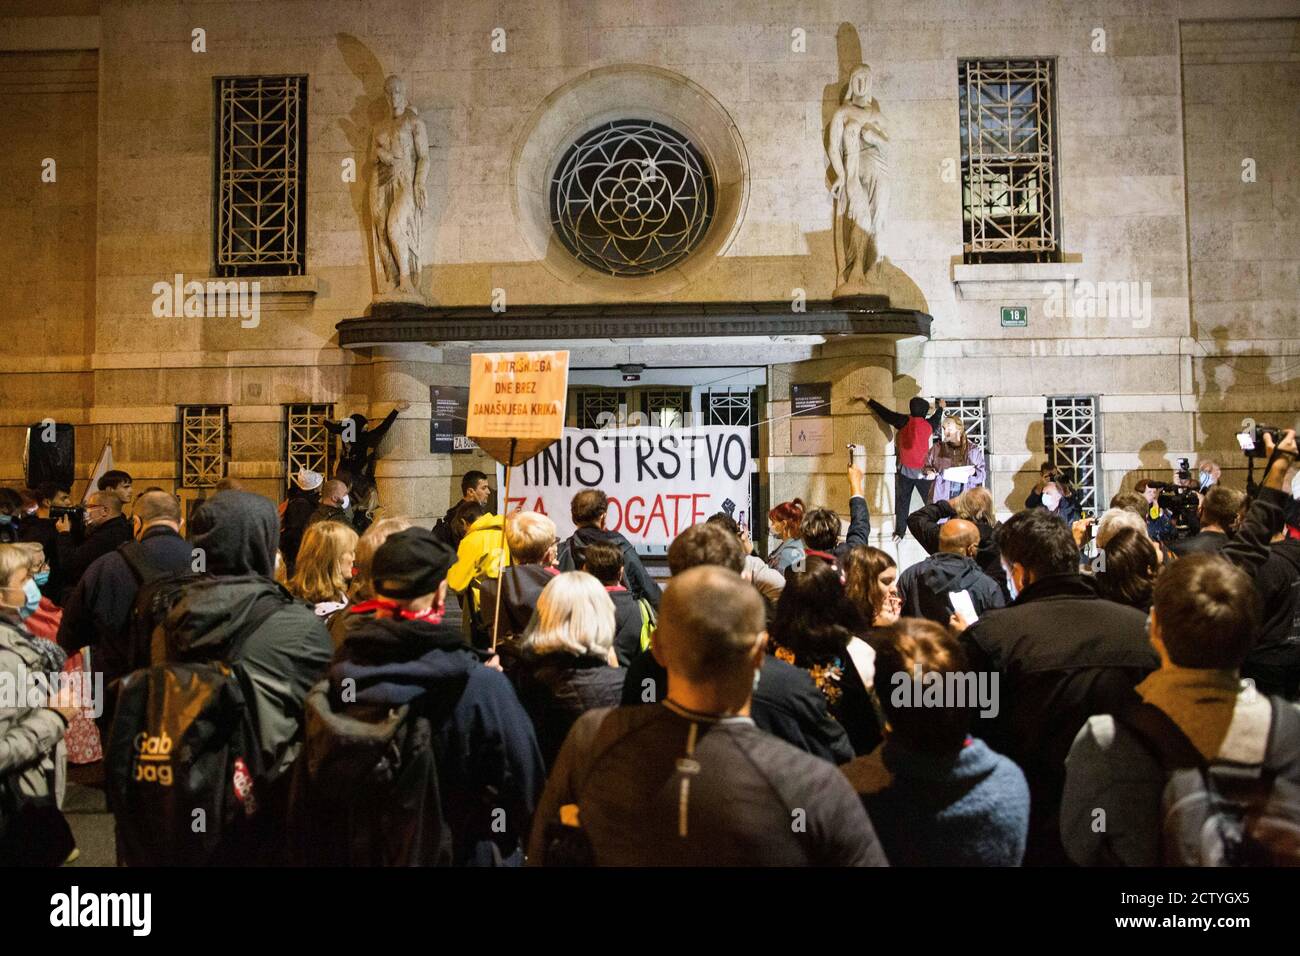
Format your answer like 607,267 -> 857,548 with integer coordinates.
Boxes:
56,490 -> 133,604
307,478 -> 351,530
0,542 -> 80,866
959,509 -> 1156,865
56,490 -> 194,733
0,488 -> 24,544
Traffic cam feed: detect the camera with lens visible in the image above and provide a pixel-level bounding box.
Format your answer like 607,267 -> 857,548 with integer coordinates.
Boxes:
48,505 -> 86,536
1236,419 -> 1282,460
1148,480 -> 1200,538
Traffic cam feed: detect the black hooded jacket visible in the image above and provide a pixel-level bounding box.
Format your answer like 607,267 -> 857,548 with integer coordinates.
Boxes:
180,491 -> 333,783
326,614 -> 546,865
960,572 -> 1156,865
557,526 -> 662,610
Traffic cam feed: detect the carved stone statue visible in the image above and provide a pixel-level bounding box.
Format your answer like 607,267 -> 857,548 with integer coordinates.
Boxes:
827,64 -> 890,298
370,75 -> 431,304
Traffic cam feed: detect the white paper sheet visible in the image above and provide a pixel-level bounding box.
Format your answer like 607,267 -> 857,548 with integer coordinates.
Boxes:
942,465 -> 975,484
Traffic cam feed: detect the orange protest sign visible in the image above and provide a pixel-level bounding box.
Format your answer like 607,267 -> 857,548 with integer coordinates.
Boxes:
466,350 -> 569,465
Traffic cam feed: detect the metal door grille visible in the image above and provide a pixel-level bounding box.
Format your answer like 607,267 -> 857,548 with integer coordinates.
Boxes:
1045,395 -> 1101,515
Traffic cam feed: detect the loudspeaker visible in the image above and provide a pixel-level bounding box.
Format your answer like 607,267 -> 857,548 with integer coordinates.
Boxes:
25,422 -> 75,489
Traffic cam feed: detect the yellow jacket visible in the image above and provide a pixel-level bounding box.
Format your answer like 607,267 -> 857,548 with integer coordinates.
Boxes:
447,512 -> 512,597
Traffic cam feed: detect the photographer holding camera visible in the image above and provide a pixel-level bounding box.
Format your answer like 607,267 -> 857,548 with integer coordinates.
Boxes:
1220,426 -> 1300,698
1132,478 -> 1200,544
1169,485 -> 1246,557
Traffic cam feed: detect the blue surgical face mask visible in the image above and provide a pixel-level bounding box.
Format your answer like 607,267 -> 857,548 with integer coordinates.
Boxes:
33,570 -> 49,587
0,515 -> 12,525
18,578 -> 41,619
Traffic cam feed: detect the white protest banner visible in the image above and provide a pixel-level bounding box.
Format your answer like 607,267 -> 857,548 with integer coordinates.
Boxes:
497,425 -> 752,549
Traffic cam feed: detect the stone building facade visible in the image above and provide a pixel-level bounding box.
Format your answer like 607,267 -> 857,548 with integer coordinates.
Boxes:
2,0 -> 1297,561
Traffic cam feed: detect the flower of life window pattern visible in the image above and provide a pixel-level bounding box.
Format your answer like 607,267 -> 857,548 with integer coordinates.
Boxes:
958,59 -> 1059,264
285,404 -> 333,481
938,397 -> 989,450
1045,396 -> 1102,515
180,405 -> 229,489
215,76 -> 307,277
549,120 -> 715,277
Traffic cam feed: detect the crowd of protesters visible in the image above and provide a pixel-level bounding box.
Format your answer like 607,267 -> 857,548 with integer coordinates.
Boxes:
1,426 -> 1299,868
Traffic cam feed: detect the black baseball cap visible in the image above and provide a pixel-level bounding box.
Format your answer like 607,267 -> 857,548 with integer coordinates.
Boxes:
371,527 -> 455,599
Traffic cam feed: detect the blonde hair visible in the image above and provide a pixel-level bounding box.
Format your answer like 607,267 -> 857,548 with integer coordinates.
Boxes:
0,544 -> 30,589
506,511 -> 556,565
518,571 -> 615,658
289,520 -> 358,605
350,516 -> 412,600
955,486 -> 995,525
11,541 -> 45,572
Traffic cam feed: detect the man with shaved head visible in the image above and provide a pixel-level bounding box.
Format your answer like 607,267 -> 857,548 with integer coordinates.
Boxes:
896,516 -> 1005,625
528,565 -> 887,866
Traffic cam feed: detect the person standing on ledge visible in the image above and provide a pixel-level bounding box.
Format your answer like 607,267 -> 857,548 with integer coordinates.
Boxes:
860,394 -> 944,541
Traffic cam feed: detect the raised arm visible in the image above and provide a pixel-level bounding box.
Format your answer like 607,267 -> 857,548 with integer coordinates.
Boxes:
865,398 -> 908,431
1222,429 -> 1298,579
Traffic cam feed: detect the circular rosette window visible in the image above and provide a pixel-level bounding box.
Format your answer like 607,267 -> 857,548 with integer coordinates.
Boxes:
549,120 -> 715,278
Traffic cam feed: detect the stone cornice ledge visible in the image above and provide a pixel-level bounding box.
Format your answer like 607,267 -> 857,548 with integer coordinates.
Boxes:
952,262 -> 1078,301
337,297 -> 933,348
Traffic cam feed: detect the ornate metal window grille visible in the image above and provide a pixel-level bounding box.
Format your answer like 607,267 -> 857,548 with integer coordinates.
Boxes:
938,397 -> 989,449
549,120 -> 715,277
1045,395 -> 1101,515
959,59 -> 1059,264
215,75 -> 307,277
575,390 -> 624,429
701,389 -> 755,428
641,389 -> 690,429
285,403 -> 334,482
179,405 -> 229,489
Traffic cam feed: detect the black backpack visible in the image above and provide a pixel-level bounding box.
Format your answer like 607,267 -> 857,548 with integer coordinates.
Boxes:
288,682 -> 454,866
106,580 -> 287,866
1119,696 -> 1300,866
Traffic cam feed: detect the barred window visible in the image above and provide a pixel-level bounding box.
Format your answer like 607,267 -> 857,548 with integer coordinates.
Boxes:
958,59 -> 1059,264
641,389 -> 690,429
937,397 -> 989,449
285,403 -> 334,483
179,405 -> 229,489
1045,395 -> 1101,515
214,75 -> 307,277
574,390 -> 625,429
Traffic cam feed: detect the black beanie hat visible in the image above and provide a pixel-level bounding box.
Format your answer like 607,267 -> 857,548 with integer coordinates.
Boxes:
909,397 -> 930,418
371,527 -> 455,599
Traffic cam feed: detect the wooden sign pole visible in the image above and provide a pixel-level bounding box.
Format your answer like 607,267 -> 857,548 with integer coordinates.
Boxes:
489,436 -> 517,652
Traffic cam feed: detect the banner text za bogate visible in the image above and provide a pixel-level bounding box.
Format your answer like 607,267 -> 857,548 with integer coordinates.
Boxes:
498,426 -> 752,549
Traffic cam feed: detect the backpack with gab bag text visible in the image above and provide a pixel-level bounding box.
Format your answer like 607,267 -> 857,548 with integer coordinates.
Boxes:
106,579 -> 287,866
1119,696 -> 1300,866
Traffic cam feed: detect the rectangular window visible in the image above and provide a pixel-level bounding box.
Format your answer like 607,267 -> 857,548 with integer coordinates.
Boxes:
640,389 -> 690,429
179,405 -> 230,489
574,389 -> 625,429
285,403 -> 334,484
214,75 -> 307,277
958,58 -> 1059,264
1045,395 -> 1101,515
